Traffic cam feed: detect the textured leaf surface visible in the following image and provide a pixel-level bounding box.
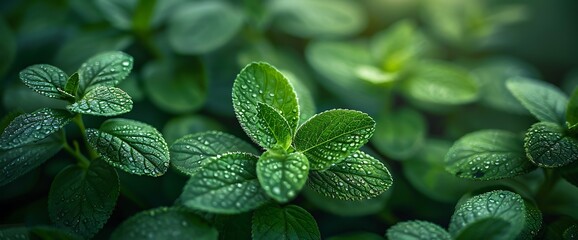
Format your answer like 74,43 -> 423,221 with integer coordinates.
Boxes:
372,108 -> 425,160
168,1 -> 244,54
252,204 -> 320,240
257,150 -> 309,203
0,227 -> 29,240
445,130 -> 536,180
78,51 -> 133,94
20,64 -> 68,99
180,153 -> 269,214
270,0 -> 365,38
67,86 -> 132,116
0,136 -> 62,186
524,122 -> 578,168
454,218 -> 512,240
386,221 -> 451,240
403,61 -> 478,105
256,102 -> 292,150
48,159 -> 119,238
87,118 -> 170,176
564,225 -> 578,239
170,131 -> 258,176
232,62 -> 299,149
449,190 -> 525,239
517,200 -> 542,240
294,109 -> 374,170
111,207 -> 218,240
307,151 -> 392,200
0,108 -> 72,149
506,77 -> 568,125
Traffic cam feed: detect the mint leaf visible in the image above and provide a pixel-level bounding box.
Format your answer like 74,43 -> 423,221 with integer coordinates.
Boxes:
256,102 -> 293,150
294,109 -> 374,170
63,72 -> 80,98
170,131 -> 258,176
67,86 -> 132,116
524,122 -> 578,168
454,218 -> 512,240
564,225 -> 578,239
78,51 -> 133,94
402,61 -> 478,105
269,0 -> 365,38
372,108 -> 426,160
567,88 -> 578,129
252,204 -> 320,240
517,200 -> 542,240
506,77 -> 568,125
180,152 -> 269,214
0,108 -> 72,149
110,207 -> 218,240
257,150 -> 309,203
307,151 -> 392,200
449,190 -> 525,239
48,159 -> 119,238
386,221 -> 451,240
168,1 -> 244,54
232,62 -> 299,149
19,64 -> 68,99
0,227 -> 29,240
0,136 -> 62,186
445,130 -> 536,180
87,118 -> 170,176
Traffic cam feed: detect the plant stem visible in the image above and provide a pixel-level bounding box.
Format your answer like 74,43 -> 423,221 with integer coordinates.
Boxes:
60,129 -> 91,168
73,114 -> 98,160
536,168 -> 561,204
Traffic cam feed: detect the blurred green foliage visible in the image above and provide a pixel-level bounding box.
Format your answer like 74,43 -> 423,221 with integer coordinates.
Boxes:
1,0 -> 578,239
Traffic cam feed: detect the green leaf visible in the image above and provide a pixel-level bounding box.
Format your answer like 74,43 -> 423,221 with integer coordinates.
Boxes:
269,0 -> 366,38
506,77 -> 568,125
252,204 -> 321,240
0,136 -> 62,186
449,190 -> 526,239
78,51 -> 133,94
402,61 -> 478,105
67,86 -> 132,116
445,130 -> 536,180
63,72 -> 80,98
372,108 -> 426,160
386,221 -> 451,240
517,200 -> 542,240
111,207 -> 218,240
142,59 -> 206,114
257,150 -> 309,203
30,225 -> 84,240
294,109 -> 375,170
87,118 -> 170,176
48,159 -> 120,238
564,225 -> 578,239
19,64 -> 68,99
454,218 -> 512,240
168,1 -> 244,54
256,102 -> 293,150
0,108 -> 72,149
567,88 -> 578,129
0,227 -> 29,240
180,152 -> 269,214
232,62 -> 299,148
370,20 -> 425,73
170,131 -> 258,176
524,122 -> 578,168
307,151 -> 392,200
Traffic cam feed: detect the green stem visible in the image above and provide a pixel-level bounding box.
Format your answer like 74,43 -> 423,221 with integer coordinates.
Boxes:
73,114 -> 98,160
60,130 -> 90,168
536,168 -> 561,204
